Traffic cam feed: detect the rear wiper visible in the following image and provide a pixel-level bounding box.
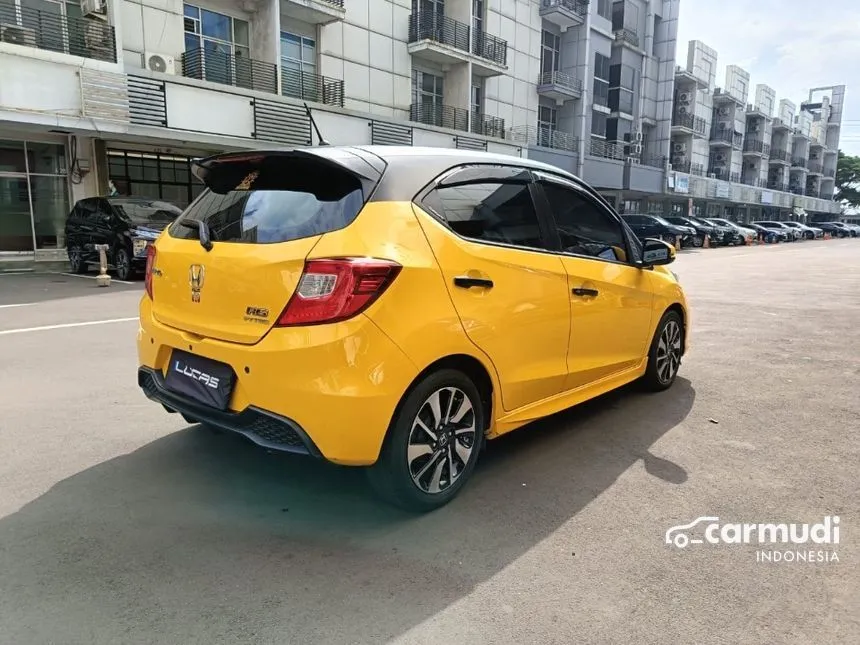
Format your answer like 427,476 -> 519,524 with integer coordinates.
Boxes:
178,219 -> 213,251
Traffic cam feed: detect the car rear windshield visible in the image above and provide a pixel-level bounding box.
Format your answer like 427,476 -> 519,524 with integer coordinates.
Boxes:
170,155 -> 366,245
112,200 -> 182,226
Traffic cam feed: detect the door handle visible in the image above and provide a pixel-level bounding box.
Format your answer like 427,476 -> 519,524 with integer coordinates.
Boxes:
572,287 -> 599,297
454,276 -> 494,289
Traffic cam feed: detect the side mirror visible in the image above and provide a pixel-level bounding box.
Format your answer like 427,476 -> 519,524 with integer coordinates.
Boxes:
640,238 -> 676,267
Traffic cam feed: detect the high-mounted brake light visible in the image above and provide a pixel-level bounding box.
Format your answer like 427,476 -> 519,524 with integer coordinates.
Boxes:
276,258 -> 401,327
144,245 -> 157,299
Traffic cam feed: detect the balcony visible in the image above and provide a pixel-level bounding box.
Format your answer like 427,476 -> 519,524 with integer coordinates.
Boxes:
710,127 -> 743,148
509,125 -> 578,153
280,0 -> 345,25
539,0 -> 588,30
789,186 -> 804,195
672,111 -> 707,137
410,102 -> 468,133
672,161 -> 705,176
713,88 -> 744,106
746,104 -> 770,119
768,148 -> 790,164
772,118 -> 792,131
407,11 -> 507,76
613,28 -> 640,48
589,138 -> 625,161
825,168 -> 836,178
807,161 -> 823,175
281,68 -> 344,107
708,167 -> 738,182
0,0 -> 117,62
741,177 -> 766,188
182,47 -> 277,94
471,111 -> 505,138
790,157 -> 807,169
536,70 -> 582,102
743,139 -> 770,157
767,180 -> 788,192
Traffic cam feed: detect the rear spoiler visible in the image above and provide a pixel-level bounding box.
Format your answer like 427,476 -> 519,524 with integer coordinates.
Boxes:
191,148 -> 386,198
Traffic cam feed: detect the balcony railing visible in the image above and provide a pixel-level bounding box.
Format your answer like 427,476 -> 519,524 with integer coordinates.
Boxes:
318,0 -> 344,6
710,128 -> 743,147
408,11 -> 507,66
825,168 -> 836,178
0,0 -> 117,62
182,47 -> 277,94
640,154 -> 668,170
743,139 -> 770,155
791,157 -> 807,168
767,181 -> 788,192
807,161 -> 823,174
673,161 -> 705,176
410,102 -> 468,132
589,138 -> 627,160
613,28 -> 640,48
471,111 -> 505,138
672,111 -> 707,135
537,70 -> 583,94
769,148 -> 790,162
509,125 -> 578,152
281,68 -> 344,107
741,177 -> 766,187
789,186 -> 804,195
772,118 -> 791,130
541,0 -> 589,17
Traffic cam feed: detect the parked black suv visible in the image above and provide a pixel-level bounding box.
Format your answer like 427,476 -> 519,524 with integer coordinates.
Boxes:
65,197 -> 183,279
621,214 -> 695,244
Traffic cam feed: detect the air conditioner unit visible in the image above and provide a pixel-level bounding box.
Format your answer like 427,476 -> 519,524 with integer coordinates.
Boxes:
750,124 -> 761,133
713,165 -> 726,174
714,153 -> 727,163
679,92 -> 692,103
629,143 -> 642,156
145,52 -> 176,75
634,131 -> 644,142
80,0 -> 107,18
678,106 -> 689,115
672,155 -> 687,167
626,156 -> 641,165
0,24 -> 37,47
718,107 -> 731,117
673,143 -> 687,154
717,121 -> 729,130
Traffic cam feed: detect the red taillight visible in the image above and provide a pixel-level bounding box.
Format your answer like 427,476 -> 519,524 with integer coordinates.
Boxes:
276,258 -> 402,327
144,245 -> 157,299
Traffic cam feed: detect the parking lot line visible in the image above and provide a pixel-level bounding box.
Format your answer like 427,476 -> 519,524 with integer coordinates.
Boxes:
0,303 -> 39,309
0,318 -> 138,336
57,272 -> 136,285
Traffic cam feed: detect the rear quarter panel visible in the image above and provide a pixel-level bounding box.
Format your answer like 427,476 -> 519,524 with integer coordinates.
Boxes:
310,201 -> 503,413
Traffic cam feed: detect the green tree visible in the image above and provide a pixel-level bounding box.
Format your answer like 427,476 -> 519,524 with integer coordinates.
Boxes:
835,150 -> 860,208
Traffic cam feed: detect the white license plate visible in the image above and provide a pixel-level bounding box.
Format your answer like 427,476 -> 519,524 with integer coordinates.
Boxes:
133,239 -> 149,255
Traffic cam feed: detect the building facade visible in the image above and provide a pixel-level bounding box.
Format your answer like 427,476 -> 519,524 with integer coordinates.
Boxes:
662,40 -> 844,224
0,0 -> 840,260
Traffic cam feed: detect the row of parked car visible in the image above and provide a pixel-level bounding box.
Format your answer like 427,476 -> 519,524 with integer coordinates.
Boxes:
620,214 -> 860,248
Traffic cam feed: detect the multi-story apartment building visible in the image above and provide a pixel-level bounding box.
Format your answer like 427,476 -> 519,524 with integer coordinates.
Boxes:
1,0 -> 685,262
665,40 -> 843,223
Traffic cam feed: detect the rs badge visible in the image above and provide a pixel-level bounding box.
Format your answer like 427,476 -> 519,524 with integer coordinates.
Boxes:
189,264 -> 205,303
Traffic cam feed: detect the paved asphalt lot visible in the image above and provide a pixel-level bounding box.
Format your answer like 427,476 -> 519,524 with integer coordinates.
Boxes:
0,242 -> 858,645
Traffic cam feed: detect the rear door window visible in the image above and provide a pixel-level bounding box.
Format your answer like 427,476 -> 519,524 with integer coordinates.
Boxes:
170,154 -> 368,245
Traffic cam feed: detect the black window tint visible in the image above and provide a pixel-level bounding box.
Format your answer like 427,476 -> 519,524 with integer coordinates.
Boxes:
110,199 -> 183,227
541,181 -> 627,261
432,182 -> 546,250
170,156 -> 365,245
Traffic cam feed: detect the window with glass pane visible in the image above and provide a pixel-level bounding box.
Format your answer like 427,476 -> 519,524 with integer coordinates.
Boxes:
412,70 -> 444,125
609,64 -> 636,90
591,110 -> 607,137
0,177 -> 33,252
473,0 -> 483,32
608,88 -> 634,114
433,182 -> 546,250
183,3 -> 250,86
26,142 -> 66,175
281,32 -> 317,100
538,106 -> 557,147
30,175 -> 69,249
597,0 -> 612,19
0,140 -> 27,173
541,30 -> 560,76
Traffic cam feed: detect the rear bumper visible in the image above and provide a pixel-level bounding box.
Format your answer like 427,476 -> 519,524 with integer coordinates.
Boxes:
137,297 -> 419,466
138,366 -> 322,457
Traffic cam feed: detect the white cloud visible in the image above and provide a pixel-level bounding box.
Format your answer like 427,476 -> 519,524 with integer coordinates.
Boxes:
676,0 -> 859,154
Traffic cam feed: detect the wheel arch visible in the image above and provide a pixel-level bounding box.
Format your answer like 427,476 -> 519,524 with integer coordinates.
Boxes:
388,353 -> 496,440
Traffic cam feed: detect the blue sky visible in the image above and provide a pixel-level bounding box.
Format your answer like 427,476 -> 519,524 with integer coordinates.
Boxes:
675,0 -> 859,155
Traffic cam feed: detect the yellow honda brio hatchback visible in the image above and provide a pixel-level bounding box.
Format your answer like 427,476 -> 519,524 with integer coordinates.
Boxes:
138,146 -> 688,512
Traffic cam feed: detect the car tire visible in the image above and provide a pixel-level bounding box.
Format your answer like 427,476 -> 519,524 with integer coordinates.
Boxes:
366,369 -> 485,513
692,235 -> 704,248
68,246 -> 87,274
114,247 -> 133,281
641,310 -> 684,392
